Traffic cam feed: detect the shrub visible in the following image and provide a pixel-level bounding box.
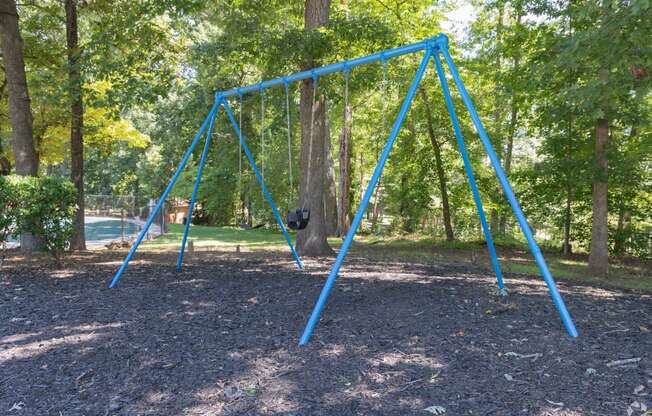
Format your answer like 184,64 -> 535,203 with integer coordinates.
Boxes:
0,176 -> 19,264
4,175 -> 77,262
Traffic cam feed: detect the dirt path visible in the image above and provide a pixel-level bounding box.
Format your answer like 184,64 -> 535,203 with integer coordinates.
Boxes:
1,250 -> 650,415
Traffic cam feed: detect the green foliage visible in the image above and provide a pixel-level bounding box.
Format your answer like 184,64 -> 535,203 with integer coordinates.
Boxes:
8,0 -> 650,262
4,176 -> 77,261
0,176 -> 19,251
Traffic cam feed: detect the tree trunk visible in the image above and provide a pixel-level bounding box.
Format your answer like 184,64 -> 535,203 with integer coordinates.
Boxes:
562,113 -> 573,256
0,138 -> 10,175
562,185 -> 572,255
0,0 -> 40,253
588,117 -> 609,276
296,0 -> 332,256
65,0 -> 86,250
0,0 -> 37,176
498,100 -> 516,235
296,95 -> 334,256
613,207 -> 629,257
323,115 -> 338,236
420,89 -> 454,241
499,14 -> 520,236
337,105 -> 352,237
490,1 -> 505,235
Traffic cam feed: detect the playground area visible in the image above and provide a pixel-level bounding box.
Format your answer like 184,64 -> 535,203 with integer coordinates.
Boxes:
1,1 -> 650,415
1,236 -> 650,415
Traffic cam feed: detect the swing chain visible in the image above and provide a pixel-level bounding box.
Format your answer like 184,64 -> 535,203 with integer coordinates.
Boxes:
238,92 -> 243,207
380,57 -> 389,156
284,78 -> 294,209
303,71 -> 318,210
259,85 -> 265,183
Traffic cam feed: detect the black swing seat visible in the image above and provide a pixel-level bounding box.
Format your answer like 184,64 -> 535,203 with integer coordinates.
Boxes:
239,222 -> 265,230
286,208 -> 310,230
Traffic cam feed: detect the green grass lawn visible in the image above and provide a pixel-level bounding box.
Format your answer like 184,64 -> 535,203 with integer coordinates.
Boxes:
146,223 -> 344,250
146,224 -> 652,293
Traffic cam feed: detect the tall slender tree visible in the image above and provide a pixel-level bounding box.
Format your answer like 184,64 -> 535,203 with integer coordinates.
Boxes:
419,88 -> 454,241
323,117 -> 338,236
65,0 -> 85,250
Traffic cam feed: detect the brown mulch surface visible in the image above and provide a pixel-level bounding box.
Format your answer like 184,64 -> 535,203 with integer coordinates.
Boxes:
1,249 -> 650,415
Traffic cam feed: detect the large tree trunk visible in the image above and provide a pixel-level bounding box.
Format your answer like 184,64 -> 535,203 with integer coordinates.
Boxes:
323,116 -> 338,236
588,117 -> 609,276
296,95 -> 334,256
336,105 -> 352,237
0,0 -> 40,253
420,89 -> 454,241
296,0 -> 332,256
65,0 -> 86,250
0,0 -> 37,176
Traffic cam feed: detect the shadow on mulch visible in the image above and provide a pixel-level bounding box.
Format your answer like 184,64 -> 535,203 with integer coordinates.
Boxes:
1,249 -> 650,415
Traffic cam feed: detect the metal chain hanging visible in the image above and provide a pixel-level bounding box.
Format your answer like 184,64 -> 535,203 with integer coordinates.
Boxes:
381,58 -> 388,153
238,93 -> 243,213
284,81 -> 294,209
344,67 -> 350,127
260,88 -> 265,183
303,74 -> 318,210
371,58 -> 389,233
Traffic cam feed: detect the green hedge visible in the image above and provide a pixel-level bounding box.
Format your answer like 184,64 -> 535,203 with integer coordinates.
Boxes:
0,175 -> 77,260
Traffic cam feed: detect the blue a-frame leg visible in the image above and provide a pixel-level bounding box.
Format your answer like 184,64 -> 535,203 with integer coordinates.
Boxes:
432,53 -> 505,293
110,97 -> 303,288
108,33 -> 576,343
176,100 -> 303,271
177,106 -> 218,271
439,45 -> 578,337
299,37 -> 578,345
299,48 -> 434,345
109,101 -> 220,288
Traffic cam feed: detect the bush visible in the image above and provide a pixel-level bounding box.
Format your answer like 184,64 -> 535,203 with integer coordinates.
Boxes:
1,175 -> 77,262
0,176 -> 19,264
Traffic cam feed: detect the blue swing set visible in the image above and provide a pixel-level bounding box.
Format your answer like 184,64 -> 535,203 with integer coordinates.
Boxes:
108,34 -> 579,345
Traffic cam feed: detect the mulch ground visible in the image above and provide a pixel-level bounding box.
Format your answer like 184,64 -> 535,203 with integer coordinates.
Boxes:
1,248 -> 650,416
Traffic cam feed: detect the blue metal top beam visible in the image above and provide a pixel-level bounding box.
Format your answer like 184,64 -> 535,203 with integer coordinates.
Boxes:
215,34 -> 449,100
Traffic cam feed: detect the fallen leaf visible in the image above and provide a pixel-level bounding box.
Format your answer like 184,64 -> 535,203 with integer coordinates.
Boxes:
424,405 -> 446,414
8,402 -> 25,412
606,358 -> 641,367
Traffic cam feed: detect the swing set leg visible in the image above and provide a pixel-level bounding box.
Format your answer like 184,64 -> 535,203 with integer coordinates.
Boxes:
439,47 -> 578,338
177,104 -> 219,271
109,101 -> 220,288
299,48 -> 433,346
432,53 -> 506,293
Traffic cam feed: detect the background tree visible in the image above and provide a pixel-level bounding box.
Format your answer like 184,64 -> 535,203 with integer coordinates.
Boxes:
0,0 -> 40,253
296,0 -> 334,256
65,0 -> 85,250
